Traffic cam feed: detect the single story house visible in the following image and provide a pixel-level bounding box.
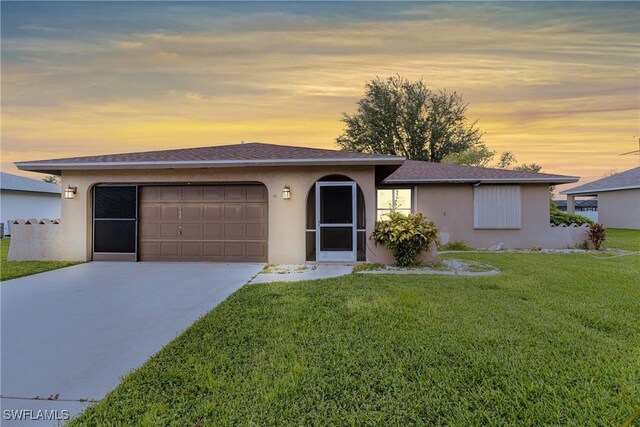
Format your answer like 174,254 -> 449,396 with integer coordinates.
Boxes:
0,172 -> 61,236
15,142 -> 583,263
561,167 -> 640,230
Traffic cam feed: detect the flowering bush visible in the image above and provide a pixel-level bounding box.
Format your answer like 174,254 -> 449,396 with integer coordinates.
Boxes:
371,212 -> 439,267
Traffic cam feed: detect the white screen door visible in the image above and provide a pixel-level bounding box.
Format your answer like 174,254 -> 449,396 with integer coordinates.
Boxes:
316,182 -> 357,262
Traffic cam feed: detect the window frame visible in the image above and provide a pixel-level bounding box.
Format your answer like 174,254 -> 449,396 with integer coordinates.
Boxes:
376,187 -> 414,221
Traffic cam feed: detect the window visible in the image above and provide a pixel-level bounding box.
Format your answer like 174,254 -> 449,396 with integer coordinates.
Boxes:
377,188 -> 412,220
474,185 -> 522,229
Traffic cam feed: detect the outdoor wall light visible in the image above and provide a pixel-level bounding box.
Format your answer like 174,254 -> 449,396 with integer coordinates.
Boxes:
282,185 -> 291,200
64,186 -> 77,199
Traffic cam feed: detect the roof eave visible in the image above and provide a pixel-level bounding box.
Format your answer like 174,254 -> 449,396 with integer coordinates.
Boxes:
16,157 -> 406,173
0,188 -> 61,195
382,177 -> 579,185
561,184 -> 640,196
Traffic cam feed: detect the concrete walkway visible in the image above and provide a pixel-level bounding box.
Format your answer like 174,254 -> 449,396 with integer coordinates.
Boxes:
1,262 -> 263,426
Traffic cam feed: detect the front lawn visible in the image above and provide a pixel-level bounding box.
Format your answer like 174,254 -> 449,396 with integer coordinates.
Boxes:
73,252 -> 639,426
0,238 -> 81,281
606,228 -> 640,251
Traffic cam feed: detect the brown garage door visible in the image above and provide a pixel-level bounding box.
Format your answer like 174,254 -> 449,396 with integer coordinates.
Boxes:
138,185 -> 268,262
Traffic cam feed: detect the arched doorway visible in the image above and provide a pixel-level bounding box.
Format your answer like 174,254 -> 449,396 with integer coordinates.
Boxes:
306,175 -> 365,262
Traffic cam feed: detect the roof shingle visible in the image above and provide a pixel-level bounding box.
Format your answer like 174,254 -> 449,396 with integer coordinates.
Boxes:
382,160 -> 577,184
0,172 -> 61,194
561,167 -> 640,195
16,142 -> 404,172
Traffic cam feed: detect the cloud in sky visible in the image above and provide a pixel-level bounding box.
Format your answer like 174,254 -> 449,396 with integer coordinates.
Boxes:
1,1 -> 638,189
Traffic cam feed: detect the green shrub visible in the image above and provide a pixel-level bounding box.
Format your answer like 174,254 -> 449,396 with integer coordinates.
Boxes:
587,223 -> 607,250
371,212 -> 439,267
550,204 -> 594,226
439,240 -> 472,251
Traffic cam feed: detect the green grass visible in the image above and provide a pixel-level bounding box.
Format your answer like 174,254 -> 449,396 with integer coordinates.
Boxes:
72,252 -> 640,426
606,228 -> 640,251
0,238 -> 81,281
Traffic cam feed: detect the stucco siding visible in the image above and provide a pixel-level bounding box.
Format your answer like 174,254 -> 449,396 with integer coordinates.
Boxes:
0,190 -> 61,236
598,189 -> 640,230
415,184 -> 585,248
60,166 -> 380,263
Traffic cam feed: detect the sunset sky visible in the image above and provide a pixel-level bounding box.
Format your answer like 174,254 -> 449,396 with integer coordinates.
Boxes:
2,2 -> 639,193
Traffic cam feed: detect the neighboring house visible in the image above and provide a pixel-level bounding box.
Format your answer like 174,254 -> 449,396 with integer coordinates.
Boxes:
553,199 -> 598,222
561,167 -> 640,230
0,172 -> 61,236
15,142 -> 581,263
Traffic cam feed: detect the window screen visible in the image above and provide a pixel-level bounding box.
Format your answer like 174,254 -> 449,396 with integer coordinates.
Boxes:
94,220 -> 136,253
94,186 -> 137,219
474,185 -> 522,229
93,186 -> 137,254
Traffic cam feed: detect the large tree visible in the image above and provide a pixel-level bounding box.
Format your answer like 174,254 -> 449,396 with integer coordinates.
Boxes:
336,76 -> 486,162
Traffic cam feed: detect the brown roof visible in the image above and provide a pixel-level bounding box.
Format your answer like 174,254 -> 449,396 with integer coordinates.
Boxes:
15,142 -> 579,184
382,160 -> 578,184
16,142 -> 405,173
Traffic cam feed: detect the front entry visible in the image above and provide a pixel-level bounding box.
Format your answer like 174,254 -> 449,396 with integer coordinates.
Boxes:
316,181 -> 357,262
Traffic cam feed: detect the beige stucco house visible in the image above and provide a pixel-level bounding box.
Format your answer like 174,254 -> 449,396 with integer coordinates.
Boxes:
14,142 -> 584,263
561,167 -> 640,230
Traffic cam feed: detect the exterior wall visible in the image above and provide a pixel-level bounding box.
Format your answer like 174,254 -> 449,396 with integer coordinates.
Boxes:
59,166 -> 381,264
0,190 -> 61,236
598,189 -> 640,230
8,220 -> 63,261
415,184 -> 587,249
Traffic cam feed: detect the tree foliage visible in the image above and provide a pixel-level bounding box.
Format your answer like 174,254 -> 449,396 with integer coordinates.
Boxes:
43,175 -> 60,184
336,76 -> 484,162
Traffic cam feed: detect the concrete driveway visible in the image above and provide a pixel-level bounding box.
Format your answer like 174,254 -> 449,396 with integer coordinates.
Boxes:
1,262 -> 263,426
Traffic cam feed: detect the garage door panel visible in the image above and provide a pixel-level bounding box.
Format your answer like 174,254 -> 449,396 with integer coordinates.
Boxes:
204,206 -> 222,220
182,206 -> 202,220
181,223 -> 202,238
181,187 -> 203,201
224,205 -> 245,220
181,242 -> 202,257
224,186 -> 246,201
139,185 -> 267,262
224,242 -> 244,257
139,223 -> 158,239
203,187 -> 224,201
160,242 -> 179,256
140,186 -> 161,202
246,186 -> 267,201
203,242 -> 223,256
139,242 -> 158,256
203,223 -> 222,238
160,187 -> 181,202
247,223 -> 266,239
160,223 -> 179,238
161,206 -> 180,220
224,223 -> 245,239
140,205 -> 161,220
246,204 -> 266,220
247,242 -> 267,258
